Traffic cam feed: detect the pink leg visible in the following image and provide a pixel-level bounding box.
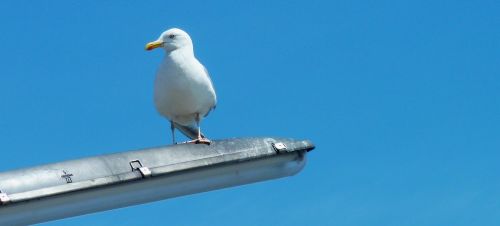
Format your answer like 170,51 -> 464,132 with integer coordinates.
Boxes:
170,120 -> 176,144
186,113 -> 211,145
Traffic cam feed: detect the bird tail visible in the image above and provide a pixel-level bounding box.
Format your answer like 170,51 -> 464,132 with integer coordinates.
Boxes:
173,122 -> 206,140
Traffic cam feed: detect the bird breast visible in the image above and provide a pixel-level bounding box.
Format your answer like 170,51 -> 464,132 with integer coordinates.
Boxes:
153,56 -> 216,125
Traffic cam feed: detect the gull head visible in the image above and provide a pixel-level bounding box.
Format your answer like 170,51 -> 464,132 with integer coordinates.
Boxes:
145,28 -> 193,52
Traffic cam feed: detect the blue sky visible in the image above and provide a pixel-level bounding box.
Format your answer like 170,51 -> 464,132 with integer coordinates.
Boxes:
1,0 -> 499,225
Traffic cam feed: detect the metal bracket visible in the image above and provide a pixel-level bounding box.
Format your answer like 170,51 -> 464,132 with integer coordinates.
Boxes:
129,160 -> 152,178
272,142 -> 288,153
0,190 -> 10,205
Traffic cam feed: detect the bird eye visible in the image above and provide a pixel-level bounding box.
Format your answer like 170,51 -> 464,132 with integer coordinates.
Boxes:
168,34 -> 175,39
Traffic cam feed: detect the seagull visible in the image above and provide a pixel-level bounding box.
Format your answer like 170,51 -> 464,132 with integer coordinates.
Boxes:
146,28 -> 216,145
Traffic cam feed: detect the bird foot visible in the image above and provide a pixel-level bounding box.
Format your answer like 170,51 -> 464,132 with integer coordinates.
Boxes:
185,138 -> 211,145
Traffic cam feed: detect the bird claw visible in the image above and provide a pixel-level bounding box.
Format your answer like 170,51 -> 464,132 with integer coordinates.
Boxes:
177,138 -> 211,145
185,138 -> 211,145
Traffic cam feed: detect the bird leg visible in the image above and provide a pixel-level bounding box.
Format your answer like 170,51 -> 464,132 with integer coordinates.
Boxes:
186,113 -> 211,145
170,120 -> 176,144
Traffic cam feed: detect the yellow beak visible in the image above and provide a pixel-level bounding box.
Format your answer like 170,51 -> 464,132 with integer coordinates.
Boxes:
145,40 -> 164,51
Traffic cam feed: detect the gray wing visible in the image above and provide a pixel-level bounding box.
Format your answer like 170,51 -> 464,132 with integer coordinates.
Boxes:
173,122 -> 206,139
203,65 -> 217,116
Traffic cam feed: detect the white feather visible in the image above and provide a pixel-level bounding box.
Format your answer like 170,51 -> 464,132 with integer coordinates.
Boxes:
152,28 -> 216,127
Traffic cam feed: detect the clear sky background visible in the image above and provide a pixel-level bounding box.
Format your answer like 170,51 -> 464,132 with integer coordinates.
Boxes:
1,1 -> 499,225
